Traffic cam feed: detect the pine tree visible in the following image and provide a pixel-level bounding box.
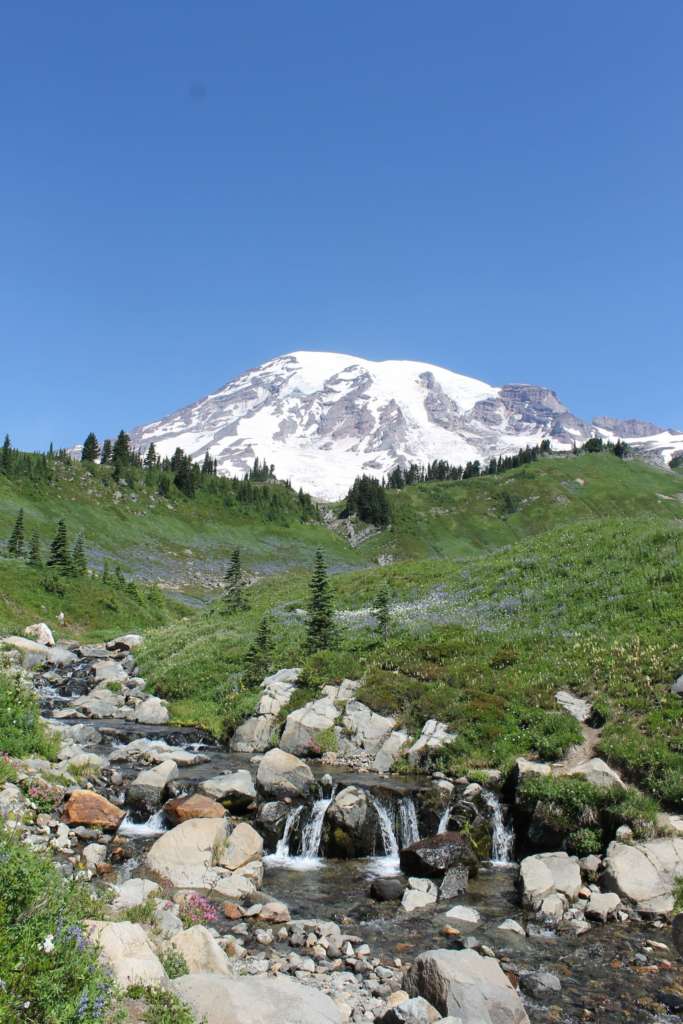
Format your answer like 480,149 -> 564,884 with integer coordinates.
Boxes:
100,439 -> 113,464
244,615 -> 275,684
1,435 -> 11,473
71,533 -> 87,576
305,549 -> 335,652
112,430 -> 132,465
223,548 -> 247,611
7,509 -> 25,557
144,443 -> 158,470
374,583 -> 391,640
27,530 -> 42,567
47,519 -> 71,572
81,432 -> 100,462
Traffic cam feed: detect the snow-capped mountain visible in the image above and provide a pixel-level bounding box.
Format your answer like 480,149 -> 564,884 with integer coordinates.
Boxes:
128,351 -> 683,500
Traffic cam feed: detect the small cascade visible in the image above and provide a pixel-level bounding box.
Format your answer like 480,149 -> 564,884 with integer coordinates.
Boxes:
482,789 -> 515,864
266,788 -> 337,870
300,795 -> 334,859
367,795 -> 401,875
118,810 -> 167,838
398,795 -> 420,847
271,805 -> 304,860
437,803 -> 451,834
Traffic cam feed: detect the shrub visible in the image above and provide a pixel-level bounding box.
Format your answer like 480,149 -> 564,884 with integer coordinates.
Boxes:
159,948 -> 188,979
0,825 -> 115,1022
313,726 -> 338,753
0,670 -> 59,760
123,893 -> 158,925
568,827 -> 603,856
141,988 -> 196,1024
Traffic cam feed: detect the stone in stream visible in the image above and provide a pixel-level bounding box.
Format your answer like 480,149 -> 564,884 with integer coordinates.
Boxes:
257,800 -> 291,846
86,921 -> 167,988
399,833 -> 479,879
519,971 -> 562,1000
132,696 -> 169,725
216,821 -> 263,870
602,837 -> 683,915
256,747 -> 315,799
91,659 -> 129,684
323,785 -> 378,857
585,891 -> 621,922
440,866 -> 469,899
199,769 -> 256,809
171,972 -> 342,1024
404,948 -> 530,1024
519,852 -> 581,909
445,906 -> 480,925
370,877 -> 405,902
127,759 -> 178,813
63,790 -> 125,830
377,996 -> 441,1024
146,817 -> 230,888
164,793 -> 226,826
110,737 -> 208,766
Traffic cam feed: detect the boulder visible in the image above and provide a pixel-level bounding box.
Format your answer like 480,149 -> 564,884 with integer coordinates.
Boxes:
671,674 -> 683,697
63,790 -> 124,830
83,842 -> 107,869
0,782 -> 26,820
199,769 -> 256,809
370,877 -> 405,902
107,634 -> 143,651
70,690 -> 125,719
257,801 -> 291,846
128,760 -> 178,812
519,971 -> 562,1000
146,817 -> 229,889
498,918 -> 526,936
378,996 -> 441,1024
374,730 -> 411,773
257,668 -> 301,715
258,901 -> 290,923
405,948 -> 529,1024
554,690 -> 593,723
91,659 -> 129,684
323,785 -> 378,857
24,622 -> 55,646
1,635 -> 52,668
110,738 -> 209,766
341,701 -> 396,756
585,892 -> 621,922
256,748 -> 314,799
217,822 -> 263,870
407,720 -> 456,767
86,921 -> 167,988
565,758 -> 626,790
170,924 -> 232,975
111,878 -> 160,912
401,889 -> 437,912
440,866 -> 469,900
171,972 -> 342,1024
399,833 -> 478,879
280,696 -> 339,757
519,852 -> 581,908
133,697 -> 169,725
231,715 -> 278,754
445,906 -> 480,925
602,837 -> 683,914
164,793 -> 226,827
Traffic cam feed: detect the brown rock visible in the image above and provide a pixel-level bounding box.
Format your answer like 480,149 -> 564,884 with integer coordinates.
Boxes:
63,790 -> 124,830
163,793 -> 226,826
223,902 -> 243,920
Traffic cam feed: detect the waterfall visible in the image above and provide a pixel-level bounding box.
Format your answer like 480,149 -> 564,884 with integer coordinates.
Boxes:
265,788 -> 337,870
272,805 -> 304,859
118,810 -> 167,838
300,795 -> 333,858
437,803 -> 451,834
482,789 -> 515,864
398,795 -> 420,847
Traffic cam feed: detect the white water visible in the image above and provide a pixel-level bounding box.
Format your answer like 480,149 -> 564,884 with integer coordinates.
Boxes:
118,810 -> 167,838
265,790 -> 336,871
368,795 -> 400,874
398,795 -> 420,847
437,803 -> 451,834
482,790 -> 515,864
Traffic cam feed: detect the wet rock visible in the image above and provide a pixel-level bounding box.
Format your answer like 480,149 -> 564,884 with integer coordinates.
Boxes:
63,790 -> 124,830
401,889 -> 437,912
257,801 -> 291,846
133,696 -> 169,725
404,948 -> 529,1023
163,793 -> 226,826
128,759 -> 178,812
170,924 -> 232,975
585,892 -> 621,922
146,817 -> 229,888
324,785 -> 378,857
439,867 -> 469,900
519,971 -> 562,1000
91,659 -> 129,684
377,995 -> 441,1023
445,906 -> 480,925
86,921 -> 167,988
256,748 -> 315,800
258,901 -> 290,923
519,852 -> 581,909
171,972 -> 342,1024
110,738 -> 208,766
602,838 -> 683,914
24,622 -> 55,646
199,769 -> 257,809
497,919 -> 525,936
370,878 -> 405,902
399,833 -> 478,879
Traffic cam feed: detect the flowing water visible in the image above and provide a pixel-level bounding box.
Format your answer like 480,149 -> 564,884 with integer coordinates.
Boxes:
398,795 -> 420,847
117,810 -> 167,838
482,789 -> 515,864
437,802 -> 451,834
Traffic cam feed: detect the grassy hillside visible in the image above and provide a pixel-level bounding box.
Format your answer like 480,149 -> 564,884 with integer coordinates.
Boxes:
139,513 -> 683,806
362,452 -> 683,560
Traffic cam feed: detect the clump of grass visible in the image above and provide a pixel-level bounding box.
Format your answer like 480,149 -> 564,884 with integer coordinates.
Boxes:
0,669 -> 60,761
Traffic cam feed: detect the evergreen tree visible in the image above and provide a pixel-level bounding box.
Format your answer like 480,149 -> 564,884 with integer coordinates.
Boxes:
112,430 -> 132,466
223,548 -> 247,611
1,434 -> 11,474
27,530 -> 42,567
102,560 -> 111,585
71,533 -> 87,576
7,509 -> 25,557
244,615 -> 275,684
81,432 -> 100,462
305,549 -> 335,652
373,583 -> 391,640
47,519 -> 71,572
144,443 -> 158,469
100,439 -> 113,464
614,439 -> 629,459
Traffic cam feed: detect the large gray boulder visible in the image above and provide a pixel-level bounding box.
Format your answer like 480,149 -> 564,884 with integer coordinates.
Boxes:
323,785 -> 378,857
24,622 -> 55,646
230,668 -> 300,753
133,696 -> 169,725
86,921 -> 167,988
1,635 -> 53,668
374,730 -> 410,773
565,757 -> 626,790
519,852 -> 581,909
399,833 -> 478,879
256,748 -> 315,799
91,659 -> 129,684
231,714 -> 278,753
602,838 -> 683,915
172,972 -> 342,1024
146,817 -> 229,889
280,696 -> 339,756
170,925 -> 233,975
199,769 -> 256,809
404,948 -> 529,1024
341,701 -> 396,756
407,720 -> 456,766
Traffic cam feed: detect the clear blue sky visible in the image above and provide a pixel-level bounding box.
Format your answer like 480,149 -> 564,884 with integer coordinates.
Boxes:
2,1 -> 682,450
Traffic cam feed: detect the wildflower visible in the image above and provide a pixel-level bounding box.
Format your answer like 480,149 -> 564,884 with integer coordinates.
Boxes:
41,934 -> 55,953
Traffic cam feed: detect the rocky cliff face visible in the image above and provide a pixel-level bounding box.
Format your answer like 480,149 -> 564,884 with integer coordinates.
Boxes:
128,351 -> 683,499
